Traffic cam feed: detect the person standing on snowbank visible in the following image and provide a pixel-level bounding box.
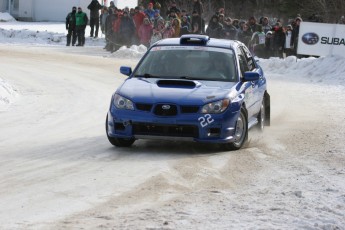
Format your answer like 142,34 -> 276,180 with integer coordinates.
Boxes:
87,0 -> 103,38
66,6 -> 77,46
75,7 -> 88,46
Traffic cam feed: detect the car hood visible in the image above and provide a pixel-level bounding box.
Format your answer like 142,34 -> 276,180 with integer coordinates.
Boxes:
117,78 -> 237,105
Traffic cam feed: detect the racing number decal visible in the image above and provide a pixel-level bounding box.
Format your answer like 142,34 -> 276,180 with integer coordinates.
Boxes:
198,114 -> 214,127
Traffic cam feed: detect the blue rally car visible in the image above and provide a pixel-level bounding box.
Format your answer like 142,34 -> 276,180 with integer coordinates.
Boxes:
106,35 -> 270,150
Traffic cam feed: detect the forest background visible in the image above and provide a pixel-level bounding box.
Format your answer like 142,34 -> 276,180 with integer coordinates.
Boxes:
139,0 -> 345,25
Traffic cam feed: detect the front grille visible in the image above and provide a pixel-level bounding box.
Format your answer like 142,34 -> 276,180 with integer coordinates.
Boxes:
180,106 -> 199,113
136,103 -> 152,111
133,123 -> 199,138
153,104 -> 177,116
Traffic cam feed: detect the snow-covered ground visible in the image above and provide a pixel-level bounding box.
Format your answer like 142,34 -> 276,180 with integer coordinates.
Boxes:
0,12 -> 345,229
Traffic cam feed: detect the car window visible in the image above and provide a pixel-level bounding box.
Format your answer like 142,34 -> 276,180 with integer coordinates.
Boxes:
240,46 -> 256,71
133,47 -> 237,82
237,47 -> 249,76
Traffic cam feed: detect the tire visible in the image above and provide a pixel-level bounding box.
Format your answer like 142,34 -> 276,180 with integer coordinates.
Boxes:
106,115 -> 135,147
257,97 -> 265,132
223,107 -> 248,151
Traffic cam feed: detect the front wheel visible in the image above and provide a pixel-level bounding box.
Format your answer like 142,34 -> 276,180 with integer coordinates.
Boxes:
223,107 -> 248,151
106,115 -> 135,147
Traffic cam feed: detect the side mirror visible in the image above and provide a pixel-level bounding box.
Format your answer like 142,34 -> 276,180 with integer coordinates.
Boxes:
120,66 -> 132,76
243,71 -> 260,82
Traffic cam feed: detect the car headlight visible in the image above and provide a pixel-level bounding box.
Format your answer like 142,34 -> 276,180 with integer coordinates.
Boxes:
113,94 -> 134,110
201,99 -> 230,114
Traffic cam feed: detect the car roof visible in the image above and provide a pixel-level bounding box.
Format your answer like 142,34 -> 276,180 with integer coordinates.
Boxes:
152,34 -> 243,50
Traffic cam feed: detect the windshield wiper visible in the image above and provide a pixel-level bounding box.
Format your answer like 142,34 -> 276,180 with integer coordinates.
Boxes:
179,76 -> 203,80
134,73 -> 156,78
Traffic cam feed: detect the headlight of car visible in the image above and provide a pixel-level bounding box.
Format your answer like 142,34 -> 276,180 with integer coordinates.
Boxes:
113,94 -> 134,110
201,99 -> 230,114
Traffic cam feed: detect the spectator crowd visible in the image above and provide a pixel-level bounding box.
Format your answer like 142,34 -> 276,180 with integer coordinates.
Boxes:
65,0 -> 343,58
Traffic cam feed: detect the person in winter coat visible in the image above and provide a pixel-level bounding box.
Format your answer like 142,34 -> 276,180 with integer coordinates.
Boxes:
180,16 -> 191,35
172,18 -> 181,38
145,3 -> 155,21
264,31 -> 274,58
119,11 -> 136,47
191,10 -> 205,34
100,7 -> 108,35
104,8 -> 116,51
166,0 -> 181,16
111,10 -> 122,51
133,7 -> 146,39
248,16 -> 260,34
261,17 -> 272,35
238,23 -> 252,46
150,18 -> 165,45
206,15 -> 223,38
75,7 -> 88,46
138,18 -> 153,47
87,0 -> 103,38
291,17 -> 302,56
66,6 -> 77,46
272,22 -> 285,58
162,22 -> 175,39
152,10 -> 163,29
193,0 -> 204,16
284,25 -> 294,57
248,25 -> 266,57
109,1 -> 116,11
221,17 -> 237,40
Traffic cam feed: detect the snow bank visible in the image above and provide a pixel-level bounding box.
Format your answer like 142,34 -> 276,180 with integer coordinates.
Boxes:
0,12 -> 16,22
0,28 -> 66,44
260,55 -> 345,86
111,45 -> 147,59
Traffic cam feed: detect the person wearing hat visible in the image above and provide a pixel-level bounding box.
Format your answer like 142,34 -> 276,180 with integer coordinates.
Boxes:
180,15 -> 191,35
167,0 -> 180,16
248,16 -> 260,34
133,6 -> 146,43
222,17 -> 237,40
261,17 -> 272,35
284,25 -> 293,57
119,10 -> 136,47
272,22 -> 285,58
206,14 -> 223,38
87,0 -> 103,38
145,3 -> 155,21
65,6 -> 77,46
109,1 -> 116,11
264,30 -> 274,58
192,0 -> 204,16
191,10 -> 205,34
75,7 -> 88,46
291,16 -> 302,56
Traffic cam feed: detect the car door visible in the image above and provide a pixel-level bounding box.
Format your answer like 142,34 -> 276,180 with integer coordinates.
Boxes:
237,47 -> 255,119
240,46 -> 263,118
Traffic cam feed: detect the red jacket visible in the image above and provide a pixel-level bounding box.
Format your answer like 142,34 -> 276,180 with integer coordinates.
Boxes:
133,12 -> 146,35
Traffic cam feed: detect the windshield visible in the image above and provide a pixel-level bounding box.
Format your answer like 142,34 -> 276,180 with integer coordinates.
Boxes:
133,46 -> 237,82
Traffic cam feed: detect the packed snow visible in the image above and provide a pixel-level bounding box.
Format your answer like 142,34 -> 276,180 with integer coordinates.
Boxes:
1,14 -> 345,230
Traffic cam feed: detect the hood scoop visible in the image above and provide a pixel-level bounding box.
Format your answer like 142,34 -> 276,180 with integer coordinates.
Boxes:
156,79 -> 199,88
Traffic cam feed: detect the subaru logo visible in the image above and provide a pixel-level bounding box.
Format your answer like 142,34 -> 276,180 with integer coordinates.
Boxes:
162,105 -> 170,110
302,33 -> 319,45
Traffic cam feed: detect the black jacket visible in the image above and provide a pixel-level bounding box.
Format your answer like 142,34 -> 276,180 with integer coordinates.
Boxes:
66,11 -> 76,29
88,0 -> 102,18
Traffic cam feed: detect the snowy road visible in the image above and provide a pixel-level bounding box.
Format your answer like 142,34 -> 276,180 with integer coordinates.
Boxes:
0,44 -> 344,229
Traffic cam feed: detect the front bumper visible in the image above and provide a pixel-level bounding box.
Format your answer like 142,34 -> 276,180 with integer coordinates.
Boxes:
107,104 -> 241,143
